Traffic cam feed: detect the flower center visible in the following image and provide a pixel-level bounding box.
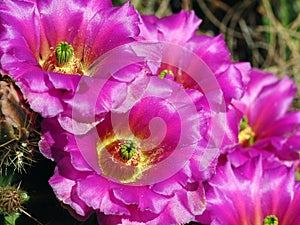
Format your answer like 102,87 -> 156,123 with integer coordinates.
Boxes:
97,138 -> 144,183
97,137 -> 165,184
263,215 -> 278,225
103,139 -> 141,166
238,116 -> 255,146
119,140 -> 137,160
41,41 -> 84,75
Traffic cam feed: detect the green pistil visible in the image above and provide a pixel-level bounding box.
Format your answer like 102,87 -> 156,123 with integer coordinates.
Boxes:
158,69 -> 174,79
55,42 -> 74,65
239,116 -> 248,130
296,171 -> 300,181
119,141 -> 136,160
263,215 -> 278,225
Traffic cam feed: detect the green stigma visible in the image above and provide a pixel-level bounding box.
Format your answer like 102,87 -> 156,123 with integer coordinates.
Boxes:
263,215 -> 278,225
119,140 -> 136,160
55,42 -> 74,64
158,69 -> 174,79
239,116 -> 248,130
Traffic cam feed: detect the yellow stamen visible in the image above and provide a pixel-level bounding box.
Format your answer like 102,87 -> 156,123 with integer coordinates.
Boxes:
238,117 -> 255,146
238,126 -> 255,146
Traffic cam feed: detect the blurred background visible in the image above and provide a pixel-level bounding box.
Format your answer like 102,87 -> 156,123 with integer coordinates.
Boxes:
2,0 -> 300,224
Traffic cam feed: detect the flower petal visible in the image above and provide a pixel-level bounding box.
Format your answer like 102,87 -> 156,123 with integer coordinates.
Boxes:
140,11 -> 201,44
77,175 -> 130,215
84,2 -> 140,66
112,186 -> 168,214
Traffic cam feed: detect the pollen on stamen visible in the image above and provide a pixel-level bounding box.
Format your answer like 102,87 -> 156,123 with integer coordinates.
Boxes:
238,116 -> 255,146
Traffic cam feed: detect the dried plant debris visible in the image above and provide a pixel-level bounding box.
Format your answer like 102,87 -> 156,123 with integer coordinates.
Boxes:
0,75 -> 41,175
0,184 -> 29,215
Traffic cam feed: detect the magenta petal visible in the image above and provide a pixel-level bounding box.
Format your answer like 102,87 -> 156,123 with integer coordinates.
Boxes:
47,72 -> 81,91
58,114 -> 100,135
97,80 -> 128,111
239,69 -> 297,132
69,186 -> 94,220
41,118 -> 68,155
283,135 -> 300,153
178,182 -> 206,215
262,111 -> 300,137
189,148 -> 219,181
282,183 -> 300,224
250,76 -> 297,132
56,156 -> 90,180
77,175 -> 130,215
149,192 -> 195,224
150,172 -> 187,196
216,63 -> 245,102
69,151 -> 93,172
23,88 -> 64,117
118,220 -> 145,225
187,34 -> 231,74
49,167 -> 92,218
0,0 -> 40,59
112,186 -> 168,214
140,11 -> 201,44
97,208 -> 157,225
158,11 -> 201,41
37,0 -> 112,51
70,128 -> 101,174
63,77 -> 109,124
38,133 -> 54,160
84,2 -> 139,65
242,69 -> 278,104
18,70 -> 49,92
1,48 -> 42,81
49,167 -> 76,204
37,0 -> 84,48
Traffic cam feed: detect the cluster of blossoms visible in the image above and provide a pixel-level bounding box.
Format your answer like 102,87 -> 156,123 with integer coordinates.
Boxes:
0,0 -> 299,224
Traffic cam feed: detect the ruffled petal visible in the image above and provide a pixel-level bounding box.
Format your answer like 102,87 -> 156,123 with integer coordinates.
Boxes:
49,166 -> 92,218
112,186 -> 168,214
187,34 -> 231,74
140,11 -> 201,44
83,2 -> 140,66
77,175 -> 130,215
36,0 -> 112,57
22,87 -> 64,117
0,0 -> 40,59
249,76 -> 297,132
